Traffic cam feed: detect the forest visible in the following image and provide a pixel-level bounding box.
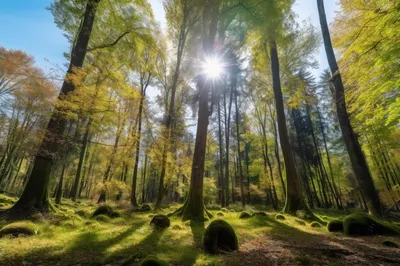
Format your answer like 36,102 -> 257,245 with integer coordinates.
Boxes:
0,0 -> 399,265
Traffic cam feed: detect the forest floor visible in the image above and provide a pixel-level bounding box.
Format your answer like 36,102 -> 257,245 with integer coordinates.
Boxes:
0,194 -> 400,266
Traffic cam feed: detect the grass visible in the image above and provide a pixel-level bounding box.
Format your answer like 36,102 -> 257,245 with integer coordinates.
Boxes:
1,198 -> 395,265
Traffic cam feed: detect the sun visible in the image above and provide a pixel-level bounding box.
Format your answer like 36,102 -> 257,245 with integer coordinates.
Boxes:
202,57 -> 224,79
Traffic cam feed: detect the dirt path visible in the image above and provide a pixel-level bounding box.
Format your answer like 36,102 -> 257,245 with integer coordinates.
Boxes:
222,232 -> 400,266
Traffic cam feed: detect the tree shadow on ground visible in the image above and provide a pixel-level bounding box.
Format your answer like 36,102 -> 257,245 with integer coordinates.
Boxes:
0,221 -> 146,266
190,220 -> 205,248
223,214 -> 400,266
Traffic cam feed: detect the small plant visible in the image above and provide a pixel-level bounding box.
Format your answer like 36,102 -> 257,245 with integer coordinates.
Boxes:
203,219 -> 239,254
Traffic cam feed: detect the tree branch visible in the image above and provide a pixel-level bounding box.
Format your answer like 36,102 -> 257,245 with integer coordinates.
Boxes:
87,31 -> 130,52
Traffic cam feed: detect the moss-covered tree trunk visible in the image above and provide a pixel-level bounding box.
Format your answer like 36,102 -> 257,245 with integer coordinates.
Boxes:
268,40 -> 311,215
317,0 -> 383,217
4,0 -> 101,216
177,0 -> 221,221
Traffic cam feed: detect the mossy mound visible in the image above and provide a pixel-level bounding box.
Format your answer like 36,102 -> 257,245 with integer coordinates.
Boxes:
92,205 -> 113,217
343,212 -> 400,236
112,218 -> 126,225
382,240 -> 399,248
140,255 -> 166,266
110,211 -> 121,218
252,211 -> 267,217
216,211 -> 224,217
275,214 -> 285,221
310,221 -> 322,228
139,204 -> 152,212
95,214 -> 111,222
0,194 -> 17,204
150,215 -> 170,229
31,212 -> 45,222
327,220 -> 344,232
295,219 -> 306,226
203,219 -> 239,254
220,208 -> 229,213
0,203 -> 8,208
0,222 -> 39,238
321,216 -> 329,220
184,220 -> 190,227
229,209 -> 236,213
239,211 -> 252,219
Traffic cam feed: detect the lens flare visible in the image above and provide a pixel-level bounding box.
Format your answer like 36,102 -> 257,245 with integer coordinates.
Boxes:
202,57 -> 223,79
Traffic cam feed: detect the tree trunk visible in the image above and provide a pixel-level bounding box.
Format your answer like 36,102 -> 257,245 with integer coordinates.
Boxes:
217,97 -> 226,206
5,0 -> 101,215
317,0 -> 383,217
269,40 -> 310,215
131,86 -> 146,207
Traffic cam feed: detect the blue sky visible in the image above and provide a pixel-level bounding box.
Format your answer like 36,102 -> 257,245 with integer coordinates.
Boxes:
0,0 -> 339,78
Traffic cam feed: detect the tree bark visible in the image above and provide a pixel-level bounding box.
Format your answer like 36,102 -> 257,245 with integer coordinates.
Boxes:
5,0 -> 101,215
317,0 -> 383,217
269,40 -> 310,215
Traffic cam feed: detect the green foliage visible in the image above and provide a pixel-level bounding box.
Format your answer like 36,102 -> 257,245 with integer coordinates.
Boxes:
203,220 -> 239,254
343,213 -> 400,236
0,222 -> 39,238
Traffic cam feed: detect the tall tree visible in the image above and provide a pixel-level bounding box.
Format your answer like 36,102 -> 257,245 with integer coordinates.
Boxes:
317,0 -> 383,216
4,0 -> 101,215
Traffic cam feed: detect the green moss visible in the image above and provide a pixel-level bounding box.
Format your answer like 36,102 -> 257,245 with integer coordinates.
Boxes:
172,224 -> 183,230
0,203 -> 7,207
139,204 -> 152,212
239,211 -> 252,219
150,215 -> 170,229
140,255 -> 166,266
382,240 -> 399,248
203,219 -> 239,254
275,214 -> 285,221
295,219 -> 306,226
216,211 -> 224,217
112,218 -> 126,225
0,222 -> 39,238
310,221 -> 322,228
220,208 -> 229,213
30,212 -> 45,222
229,209 -> 235,213
110,211 -> 121,218
327,220 -> 344,232
343,212 -> 400,236
95,214 -> 111,222
0,194 -> 17,204
252,211 -> 267,217
92,205 -> 113,217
